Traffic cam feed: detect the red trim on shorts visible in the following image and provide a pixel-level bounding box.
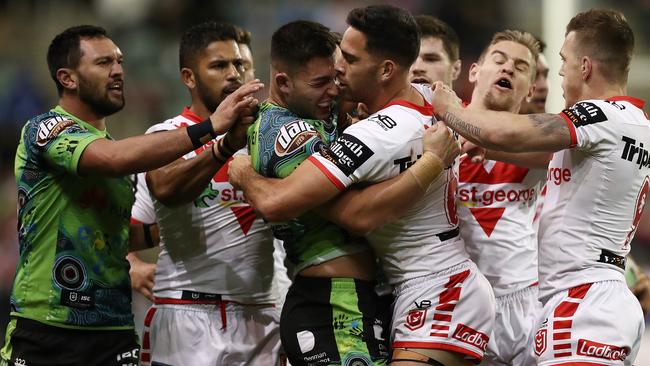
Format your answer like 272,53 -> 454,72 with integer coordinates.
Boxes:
554,351 -> 572,358
154,297 -> 224,305
546,363 -> 608,366
554,302 -> 579,318
140,352 -> 151,363
553,320 -> 572,329
529,281 -> 539,287
144,307 -> 157,326
393,342 -> 482,363
606,96 -> 645,109
435,303 -> 456,312
567,283 -> 592,299
307,156 -> 346,191
559,112 -> 578,148
553,332 -> 571,341
433,314 -> 452,322
430,324 -> 449,331
553,343 -> 572,350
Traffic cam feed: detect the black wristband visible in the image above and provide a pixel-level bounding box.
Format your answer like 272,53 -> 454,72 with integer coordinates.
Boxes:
187,118 -> 217,149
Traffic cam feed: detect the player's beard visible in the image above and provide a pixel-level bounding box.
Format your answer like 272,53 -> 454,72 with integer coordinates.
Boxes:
196,80 -> 221,114
484,90 -> 515,112
78,74 -> 124,117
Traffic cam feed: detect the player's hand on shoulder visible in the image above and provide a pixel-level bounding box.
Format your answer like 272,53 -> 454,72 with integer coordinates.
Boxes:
210,79 -> 264,135
423,121 -> 461,167
228,155 -> 253,189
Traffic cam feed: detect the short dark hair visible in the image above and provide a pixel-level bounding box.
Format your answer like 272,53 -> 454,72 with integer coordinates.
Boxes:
346,5 -> 420,68
179,21 -> 239,70
415,15 -> 460,61
235,25 -> 252,46
566,9 -> 634,83
47,25 -> 109,95
271,20 -> 337,73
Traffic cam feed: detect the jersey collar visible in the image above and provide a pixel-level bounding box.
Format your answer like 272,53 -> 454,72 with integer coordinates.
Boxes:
181,107 -> 204,123
52,105 -> 106,135
606,96 -> 645,109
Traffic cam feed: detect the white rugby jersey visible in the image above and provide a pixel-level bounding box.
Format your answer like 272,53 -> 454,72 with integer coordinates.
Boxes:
457,157 -> 546,297
130,108 -> 276,303
309,84 -> 470,284
538,97 -> 650,301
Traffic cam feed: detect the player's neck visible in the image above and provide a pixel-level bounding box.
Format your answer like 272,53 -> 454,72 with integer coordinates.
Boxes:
58,95 -> 107,130
580,82 -> 627,102
267,87 -> 289,110
188,102 -> 211,120
367,81 -> 423,114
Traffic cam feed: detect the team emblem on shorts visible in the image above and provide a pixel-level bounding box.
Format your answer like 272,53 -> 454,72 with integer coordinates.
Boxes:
405,308 -> 427,331
535,327 -> 547,356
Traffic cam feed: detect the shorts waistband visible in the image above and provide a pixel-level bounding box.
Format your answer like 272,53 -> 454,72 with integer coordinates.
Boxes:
495,283 -> 539,304
393,260 -> 474,296
154,290 -> 274,307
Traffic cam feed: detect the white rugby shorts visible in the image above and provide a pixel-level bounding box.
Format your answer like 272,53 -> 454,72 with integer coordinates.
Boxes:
482,285 -> 541,366
140,300 -> 281,366
392,260 -> 496,363
533,280 -> 644,366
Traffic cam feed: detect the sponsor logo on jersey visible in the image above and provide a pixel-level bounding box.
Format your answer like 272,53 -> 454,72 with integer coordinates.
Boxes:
274,120 -> 319,157
621,136 -> 650,170
458,187 -> 537,205
452,323 -> 489,351
576,339 -> 630,361
405,308 -> 427,331
323,134 -> 374,176
394,155 -> 421,173
562,102 -> 607,127
369,114 -> 397,131
547,167 -> 571,185
36,116 -> 75,146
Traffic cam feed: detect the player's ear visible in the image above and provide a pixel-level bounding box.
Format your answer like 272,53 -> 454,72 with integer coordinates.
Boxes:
525,83 -> 535,102
57,68 -> 77,91
581,56 -> 592,81
468,62 -> 480,84
275,72 -> 291,94
379,60 -> 395,82
181,68 -> 196,90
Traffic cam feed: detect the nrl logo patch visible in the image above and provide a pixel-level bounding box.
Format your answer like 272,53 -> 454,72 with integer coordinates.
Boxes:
36,116 -> 75,146
405,308 -> 427,331
274,120 -> 319,157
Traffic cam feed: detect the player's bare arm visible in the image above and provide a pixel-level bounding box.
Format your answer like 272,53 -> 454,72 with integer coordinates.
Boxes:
228,156 -> 340,222
431,81 -> 572,153
316,122 -> 461,235
78,80 -> 262,177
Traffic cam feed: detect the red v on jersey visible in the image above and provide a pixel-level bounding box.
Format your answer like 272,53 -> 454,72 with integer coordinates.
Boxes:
469,207 -> 505,237
459,158 -> 529,184
460,158 -> 529,236
213,157 -> 257,235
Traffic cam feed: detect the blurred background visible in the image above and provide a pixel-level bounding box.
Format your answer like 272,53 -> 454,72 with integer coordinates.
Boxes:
1,0 -> 649,361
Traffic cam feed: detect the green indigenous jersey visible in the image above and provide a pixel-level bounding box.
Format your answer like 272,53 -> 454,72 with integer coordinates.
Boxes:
248,101 -> 367,274
11,105 -> 134,329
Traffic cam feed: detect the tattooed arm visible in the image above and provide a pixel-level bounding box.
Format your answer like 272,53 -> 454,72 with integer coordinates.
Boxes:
430,81 -> 572,153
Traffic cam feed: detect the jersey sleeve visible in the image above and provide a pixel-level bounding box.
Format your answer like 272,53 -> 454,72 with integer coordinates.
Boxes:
251,116 -> 329,179
308,121 -> 389,190
131,172 -> 156,224
32,115 -> 103,176
559,100 -> 620,155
